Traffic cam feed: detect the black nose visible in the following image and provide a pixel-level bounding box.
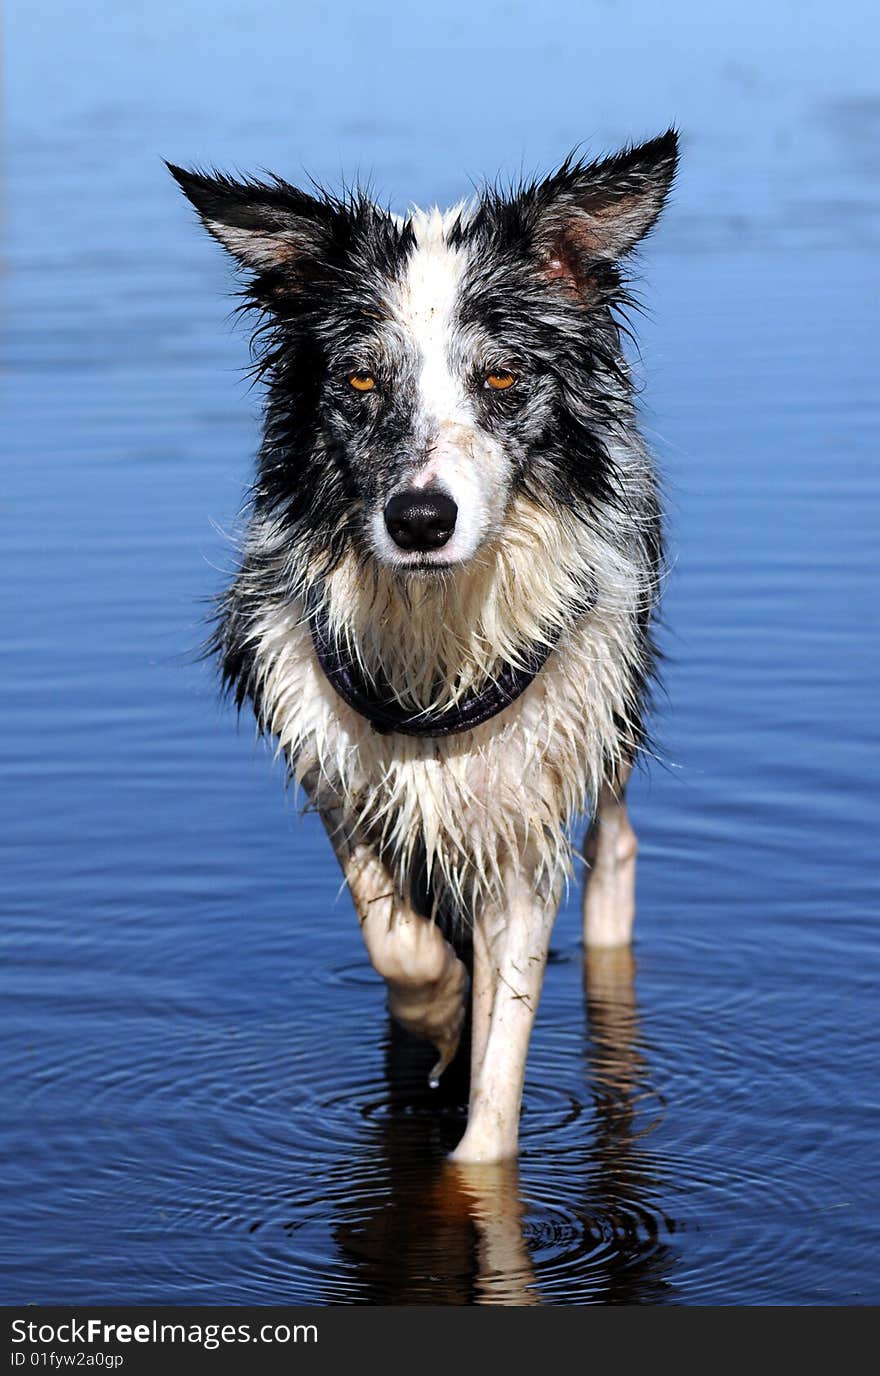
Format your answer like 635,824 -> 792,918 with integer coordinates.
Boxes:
384,489 -> 458,552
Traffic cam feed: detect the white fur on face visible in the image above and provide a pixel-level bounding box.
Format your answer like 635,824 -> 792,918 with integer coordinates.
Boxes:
369,209 -> 511,570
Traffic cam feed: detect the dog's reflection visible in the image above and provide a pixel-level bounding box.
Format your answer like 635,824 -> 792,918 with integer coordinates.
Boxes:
435,1158 -> 540,1306
580,947 -> 676,1304
329,946 -> 675,1304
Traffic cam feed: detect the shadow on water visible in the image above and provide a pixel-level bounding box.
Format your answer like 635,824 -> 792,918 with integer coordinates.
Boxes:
327,950 -> 677,1305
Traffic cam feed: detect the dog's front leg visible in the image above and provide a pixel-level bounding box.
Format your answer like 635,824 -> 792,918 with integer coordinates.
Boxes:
451,868 -> 562,1163
320,814 -> 467,1083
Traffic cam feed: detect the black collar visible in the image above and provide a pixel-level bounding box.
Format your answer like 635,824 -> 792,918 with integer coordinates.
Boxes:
307,593 -> 560,738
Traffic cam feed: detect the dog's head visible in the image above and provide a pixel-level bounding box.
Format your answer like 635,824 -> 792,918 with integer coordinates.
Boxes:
169,133 -> 676,577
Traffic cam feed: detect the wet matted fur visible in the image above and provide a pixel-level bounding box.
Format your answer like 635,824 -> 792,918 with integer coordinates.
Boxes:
169,130 -> 677,1160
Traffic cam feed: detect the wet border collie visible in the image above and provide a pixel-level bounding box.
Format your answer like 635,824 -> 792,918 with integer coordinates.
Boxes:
169,130 -> 677,1162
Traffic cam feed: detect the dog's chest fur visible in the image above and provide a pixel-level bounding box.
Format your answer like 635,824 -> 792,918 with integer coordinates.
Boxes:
245,491 -> 647,916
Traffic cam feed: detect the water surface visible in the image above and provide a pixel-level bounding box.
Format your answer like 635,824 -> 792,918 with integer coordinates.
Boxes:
2,0 -> 878,1305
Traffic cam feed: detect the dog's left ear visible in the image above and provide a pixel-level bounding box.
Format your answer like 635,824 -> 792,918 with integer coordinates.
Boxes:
525,129 -> 679,284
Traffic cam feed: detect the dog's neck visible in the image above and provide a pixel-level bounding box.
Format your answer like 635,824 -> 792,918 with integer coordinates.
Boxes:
314,495 -> 608,715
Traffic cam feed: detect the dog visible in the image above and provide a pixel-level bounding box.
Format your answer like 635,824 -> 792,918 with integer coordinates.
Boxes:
169,130 -> 677,1163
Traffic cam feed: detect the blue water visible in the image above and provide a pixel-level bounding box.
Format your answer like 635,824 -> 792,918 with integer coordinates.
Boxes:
2,0 -> 878,1305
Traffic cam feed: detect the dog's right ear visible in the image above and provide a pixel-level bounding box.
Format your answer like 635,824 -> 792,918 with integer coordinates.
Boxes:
166,164 -> 333,272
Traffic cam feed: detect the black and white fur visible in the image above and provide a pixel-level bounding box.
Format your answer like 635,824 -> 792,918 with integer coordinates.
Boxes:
169,131 -> 677,1162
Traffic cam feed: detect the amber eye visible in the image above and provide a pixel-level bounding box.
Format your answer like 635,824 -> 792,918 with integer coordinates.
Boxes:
348,371 -> 376,392
485,370 -> 516,391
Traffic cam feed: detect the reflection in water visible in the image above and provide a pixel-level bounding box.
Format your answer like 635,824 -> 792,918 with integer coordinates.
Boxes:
581,948 -> 677,1304
447,1161 -> 540,1306
327,1023 -> 476,1304
329,950 -> 677,1304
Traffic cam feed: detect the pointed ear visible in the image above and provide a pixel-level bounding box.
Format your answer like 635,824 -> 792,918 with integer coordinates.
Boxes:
527,129 -> 679,282
166,163 -> 333,271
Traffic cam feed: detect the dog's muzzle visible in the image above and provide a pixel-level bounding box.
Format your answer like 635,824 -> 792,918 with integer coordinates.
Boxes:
384,488 -> 458,552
